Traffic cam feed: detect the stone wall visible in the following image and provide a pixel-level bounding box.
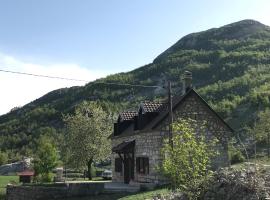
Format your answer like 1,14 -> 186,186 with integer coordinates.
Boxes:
157,91 -> 231,168
112,131 -> 167,184
6,182 -> 104,200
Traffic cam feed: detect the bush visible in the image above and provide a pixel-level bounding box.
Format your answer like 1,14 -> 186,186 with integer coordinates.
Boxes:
33,136 -> 58,183
230,149 -> 245,164
161,119 -> 218,199
0,151 -> 8,166
41,173 -> 54,182
34,173 -> 54,183
65,172 -> 84,178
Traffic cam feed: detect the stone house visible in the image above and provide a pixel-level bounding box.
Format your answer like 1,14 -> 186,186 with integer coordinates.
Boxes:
111,71 -> 233,184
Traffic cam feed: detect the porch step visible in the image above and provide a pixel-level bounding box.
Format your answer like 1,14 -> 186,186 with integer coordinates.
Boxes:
104,182 -> 140,193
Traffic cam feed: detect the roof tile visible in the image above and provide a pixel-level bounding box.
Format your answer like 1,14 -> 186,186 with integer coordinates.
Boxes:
141,101 -> 166,113
119,111 -> 137,121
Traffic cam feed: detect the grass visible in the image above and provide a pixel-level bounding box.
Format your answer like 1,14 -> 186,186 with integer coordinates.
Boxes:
64,177 -> 105,182
61,188 -> 170,200
117,188 -> 170,200
0,176 -> 19,200
231,155 -> 270,169
0,175 -> 170,200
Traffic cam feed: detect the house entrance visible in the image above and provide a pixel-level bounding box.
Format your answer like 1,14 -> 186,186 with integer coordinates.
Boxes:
112,140 -> 135,184
124,153 -> 134,184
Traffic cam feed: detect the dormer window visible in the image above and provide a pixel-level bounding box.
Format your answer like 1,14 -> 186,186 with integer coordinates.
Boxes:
114,111 -> 137,136
137,102 -> 165,130
114,102 -> 165,135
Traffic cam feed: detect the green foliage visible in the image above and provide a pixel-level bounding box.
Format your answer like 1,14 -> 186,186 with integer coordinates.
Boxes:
229,146 -> 245,164
250,108 -> 270,143
161,119 -> 218,199
34,172 -> 54,183
63,101 -> 111,180
0,176 -> 19,199
0,151 -> 8,166
1,20 -> 270,157
33,136 -> 58,182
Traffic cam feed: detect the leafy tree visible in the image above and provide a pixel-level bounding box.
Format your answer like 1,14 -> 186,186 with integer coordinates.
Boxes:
251,109 -> 270,143
33,136 -> 58,182
249,108 -> 270,158
161,119 -> 218,199
63,101 -> 111,180
0,151 -> 8,166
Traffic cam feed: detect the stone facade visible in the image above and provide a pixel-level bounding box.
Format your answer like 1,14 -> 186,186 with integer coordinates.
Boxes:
112,131 -> 167,184
157,91 -> 231,168
111,89 -> 232,184
6,183 -> 105,200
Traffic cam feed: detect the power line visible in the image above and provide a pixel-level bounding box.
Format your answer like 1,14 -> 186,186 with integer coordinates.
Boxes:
0,69 -> 88,82
93,81 -> 161,88
0,68 -> 162,88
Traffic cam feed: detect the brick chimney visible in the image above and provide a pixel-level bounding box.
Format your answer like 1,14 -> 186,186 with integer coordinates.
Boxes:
182,71 -> 192,94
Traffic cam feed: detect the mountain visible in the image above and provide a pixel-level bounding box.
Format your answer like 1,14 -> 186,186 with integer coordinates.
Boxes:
1,19 -> 270,158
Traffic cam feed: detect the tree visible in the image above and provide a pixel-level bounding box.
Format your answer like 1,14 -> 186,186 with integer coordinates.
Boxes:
0,151 -> 8,166
251,108 -> 270,158
252,109 -> 270,142
33,136 -> 58,182
63,101 -> 111,180
161,119 -> 218,199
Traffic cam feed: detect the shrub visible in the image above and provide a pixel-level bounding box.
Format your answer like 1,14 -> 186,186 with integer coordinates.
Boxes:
230,149 -> 245,164
34,173 -> 54,183
0,151 -> 8,166
161,119 -> 218,199
41,173 -> 54,182
33,136 -> 58,183
65,172 -> 84,178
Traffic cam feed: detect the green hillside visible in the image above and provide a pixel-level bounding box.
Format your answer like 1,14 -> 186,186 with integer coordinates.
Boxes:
1,19 -> 270,159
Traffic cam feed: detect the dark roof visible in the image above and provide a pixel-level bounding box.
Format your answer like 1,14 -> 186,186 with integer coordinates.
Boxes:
112,140 -> 135,153
112,88 -> 234,139
17,170 -> 35,176
140,101 -> 166,113
119,111 -> 137,121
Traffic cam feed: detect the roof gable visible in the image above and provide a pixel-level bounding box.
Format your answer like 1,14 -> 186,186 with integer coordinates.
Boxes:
148,88 -> 234,132
112,88 -> 234,138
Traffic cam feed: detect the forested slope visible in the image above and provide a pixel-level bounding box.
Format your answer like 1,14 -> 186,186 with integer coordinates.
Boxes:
1,19 -> 270,158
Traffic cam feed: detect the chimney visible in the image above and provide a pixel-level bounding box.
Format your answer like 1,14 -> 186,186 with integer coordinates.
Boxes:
182,71 -> 192,94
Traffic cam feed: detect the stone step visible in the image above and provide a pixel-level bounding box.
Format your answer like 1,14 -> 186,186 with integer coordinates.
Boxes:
104,182 -> 140,193
104,188 -> 139,193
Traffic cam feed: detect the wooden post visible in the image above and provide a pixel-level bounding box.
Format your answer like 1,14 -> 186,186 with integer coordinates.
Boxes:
267,130 -> 270,159
168,81 -> 173,147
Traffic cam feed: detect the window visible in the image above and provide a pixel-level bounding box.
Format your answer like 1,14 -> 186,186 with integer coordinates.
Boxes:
115,158 -> 122,172
136,157 -> 149,174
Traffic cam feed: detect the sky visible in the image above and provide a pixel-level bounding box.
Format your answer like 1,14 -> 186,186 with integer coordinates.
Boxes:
0,0 -> 270,115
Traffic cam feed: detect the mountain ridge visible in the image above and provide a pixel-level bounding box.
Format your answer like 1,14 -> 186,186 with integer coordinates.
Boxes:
1,19 -> 270,158
155,19 -> 269,62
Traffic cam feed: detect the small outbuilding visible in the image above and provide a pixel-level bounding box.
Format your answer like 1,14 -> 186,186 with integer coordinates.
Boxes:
18,170 -> 34,183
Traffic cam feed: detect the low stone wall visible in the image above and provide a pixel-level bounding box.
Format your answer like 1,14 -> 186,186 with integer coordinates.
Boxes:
6,182 -> 105,200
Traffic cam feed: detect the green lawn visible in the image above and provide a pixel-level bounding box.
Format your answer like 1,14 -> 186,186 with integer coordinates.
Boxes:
0,176 -> 19,200
61,188 -> 170,200
0,175 -> 170,200
231,156 -> 270,169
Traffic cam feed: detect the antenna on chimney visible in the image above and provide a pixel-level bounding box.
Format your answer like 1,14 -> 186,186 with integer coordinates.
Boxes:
182,71 -> 192,94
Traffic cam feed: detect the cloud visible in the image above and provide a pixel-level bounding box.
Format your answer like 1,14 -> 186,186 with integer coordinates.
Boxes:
0,53 -> 111,115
